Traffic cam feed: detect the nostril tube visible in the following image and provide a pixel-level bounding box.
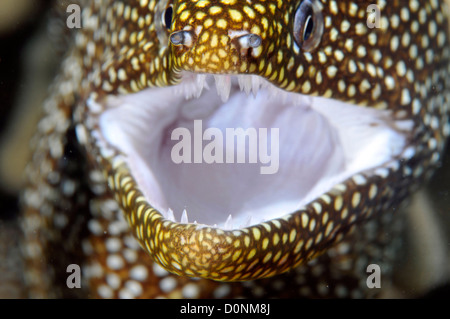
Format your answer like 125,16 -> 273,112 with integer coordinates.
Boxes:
170,30 -> 195,47
238,33 -> 262,49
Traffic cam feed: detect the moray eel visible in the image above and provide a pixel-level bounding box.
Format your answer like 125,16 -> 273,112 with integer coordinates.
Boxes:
21,0 -> 449,298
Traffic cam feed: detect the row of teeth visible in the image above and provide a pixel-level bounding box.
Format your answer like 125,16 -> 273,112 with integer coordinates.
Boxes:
176,73 -> 311,106
162,208 -> 260,230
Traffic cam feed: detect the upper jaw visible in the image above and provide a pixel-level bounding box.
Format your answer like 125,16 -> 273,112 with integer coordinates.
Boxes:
91,72 -> 412,231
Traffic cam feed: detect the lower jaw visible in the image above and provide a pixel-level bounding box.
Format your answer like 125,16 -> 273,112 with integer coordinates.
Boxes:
95,74 -> 411,230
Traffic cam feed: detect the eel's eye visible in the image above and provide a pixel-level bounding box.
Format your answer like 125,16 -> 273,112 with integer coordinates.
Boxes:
293,0 -> 324,52
162,5 -> 173,30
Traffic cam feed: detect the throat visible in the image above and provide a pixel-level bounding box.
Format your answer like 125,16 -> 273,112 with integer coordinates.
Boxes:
97,74 -> 409,229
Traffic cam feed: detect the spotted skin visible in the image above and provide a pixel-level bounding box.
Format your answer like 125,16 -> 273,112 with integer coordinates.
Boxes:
21,0 -> 449,298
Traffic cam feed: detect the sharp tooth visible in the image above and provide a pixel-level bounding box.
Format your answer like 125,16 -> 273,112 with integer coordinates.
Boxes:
238,75 -> 252,95
214,75 -> 231,102
241,215 -> 253,228
251,76 -> 262,97
224,214 -> 233,230
181,209 -> 188,224
195,74 -> 207,98
167,209 -> 175,222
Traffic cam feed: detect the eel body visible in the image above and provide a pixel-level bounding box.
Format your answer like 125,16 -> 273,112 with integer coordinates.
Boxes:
21,0 -> 450,298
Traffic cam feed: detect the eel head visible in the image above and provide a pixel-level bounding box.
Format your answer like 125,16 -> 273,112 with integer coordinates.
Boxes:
78,0 -> 450,281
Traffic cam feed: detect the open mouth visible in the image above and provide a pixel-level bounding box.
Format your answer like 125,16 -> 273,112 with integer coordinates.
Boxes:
93,72 -> 412,231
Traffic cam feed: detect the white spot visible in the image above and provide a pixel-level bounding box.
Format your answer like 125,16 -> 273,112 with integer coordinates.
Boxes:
153,263 -> 169,277
182,283 -> 201,298
375,167 -> 389,178
125,280 -> 143,297
82,239 -> 94,255
118,288 -> 134,299
87,97 -> 103,114
124,235 -> 141,249
352,174 -> 366,185
159,277 -> 177,293
88,219 -> 104,236
326,66 -> 338,78
106,255 -> 125,270
105,238 -> 122,253
108,220 -> 129,236
106,273 -> 121,290
335,284 -> 348,298
84,262 -> 104,279
54,214 -> 68,228
123,248 -> 138,263
130,265 -> 149,282
213,284 -> 231,298
384,76 -> 395,90
75,124 -> 89,145
98,285 -> 114,298
401,89 -> 411,105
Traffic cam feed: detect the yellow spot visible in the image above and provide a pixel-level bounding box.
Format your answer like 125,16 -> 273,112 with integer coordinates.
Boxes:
243,6 -> 256,19
262,238 -> 269,250
334,196 -> 343,211
221,266 -> 235,273
262,223 -> 271,232
210,34 -> 218,47
286,81 -> 296,91
263,252 -> 272,263
251,25 -> 261,35
324,222 -> 334,237
352,192 -> 361,208
176,2 -> 187,14
247,249 -> 256,260
209,6 -> 223,15
269,4 -> 276,15
315,232 -> 323,244
272,220 -> 281,229
180,11 -> 191,22
369,184 -> 378,200
301,214 -> 309,228
196,12 -> 207,20
289,230 -> 297,243
252,228 -> 261,240
272,233 -> 280,246
309,219 -> 316,232
327,65 -> 338,78
220,35 -> 228,46
273,251 -> 282,262
217,19 -> 227,29
229,9 -> 243,22
232,250 -> 241,262
340,208 -> 348,220
294,240 -> 304,253
254,4 -> 266,14
204,18 -> 213,28
265,63 -> 272,77
302,81 -> 311,93
296,65 -> 304,78
261,17 -> 269,31
244,236 -> 250,247
218,49 -> 227,58
305,238 -> 313,250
